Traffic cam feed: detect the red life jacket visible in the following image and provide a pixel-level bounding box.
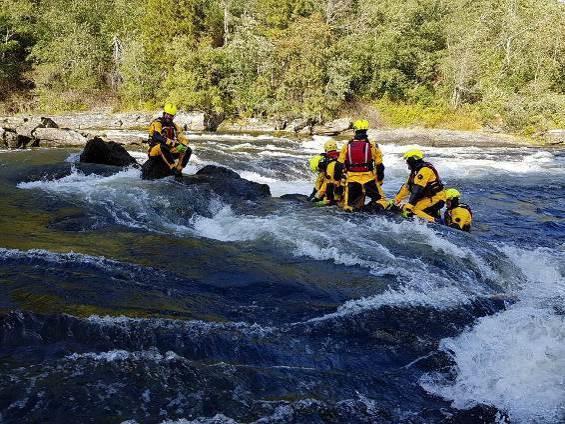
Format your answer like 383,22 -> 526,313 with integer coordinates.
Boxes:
326,150 -> 339,160
346,139 -> 373,172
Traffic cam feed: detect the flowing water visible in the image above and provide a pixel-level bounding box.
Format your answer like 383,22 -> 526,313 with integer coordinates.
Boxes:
0,134 -> 564,423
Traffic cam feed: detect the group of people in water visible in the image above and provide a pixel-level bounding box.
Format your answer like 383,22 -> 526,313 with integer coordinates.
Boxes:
307,120 -> 473,231
147,105 -> 473,232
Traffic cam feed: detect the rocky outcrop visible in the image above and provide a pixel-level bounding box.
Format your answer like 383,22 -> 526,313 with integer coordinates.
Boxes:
0,115 -> 85,148
217,117 -> 280,133
188,165 -> 271,200
312,118 -> 352,136
45,111 -> 208,132
367,128 -> 531,147
542,129 -> 565,145
0,127 -> 33,149
0,111 -> 209,149
216,117 -> 353,136
141,159 -> 271,200
79,137 -> 139,167
32,127 -> 88,146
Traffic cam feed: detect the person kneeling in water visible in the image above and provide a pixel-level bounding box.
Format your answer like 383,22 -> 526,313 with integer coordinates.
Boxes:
146,103 -> 192,180
443,188 -> 473,231
307,140 -> 343,205
394,149 -> 445,222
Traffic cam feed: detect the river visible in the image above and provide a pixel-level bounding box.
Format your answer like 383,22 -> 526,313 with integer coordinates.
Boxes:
0,134 -> 564,423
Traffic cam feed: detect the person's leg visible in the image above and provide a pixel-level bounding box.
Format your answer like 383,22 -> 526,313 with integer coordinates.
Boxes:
343,180 -> 363,211
364,179 -> 389,209
413,192 -> 446,222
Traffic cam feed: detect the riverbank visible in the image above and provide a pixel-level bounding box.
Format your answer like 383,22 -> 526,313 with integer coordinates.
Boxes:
1,111 -> 563,149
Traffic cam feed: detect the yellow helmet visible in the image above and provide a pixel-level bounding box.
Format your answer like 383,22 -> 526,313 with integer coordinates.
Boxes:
164,102 -> 178,116
309,155 -> 323,173
445,188 -> 461,200
403,149 -> 424,160
324,140 -> 337,152
353,119 -> 369,131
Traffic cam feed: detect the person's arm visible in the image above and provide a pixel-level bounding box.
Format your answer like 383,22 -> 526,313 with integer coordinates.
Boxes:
176,124 -> 189,146
394,182 -> 411,204
149,121 -> 166,143
337,144 -> 347,165
371,143 -> 385,183
406,167 -> 434,206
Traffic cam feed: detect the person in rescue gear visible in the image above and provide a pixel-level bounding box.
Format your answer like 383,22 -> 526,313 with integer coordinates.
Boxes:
337,119 -> 388,212
394,149 -> 446,222
443,188 -> 473,231
147,103 -> 192,180
307,140 -> 343,205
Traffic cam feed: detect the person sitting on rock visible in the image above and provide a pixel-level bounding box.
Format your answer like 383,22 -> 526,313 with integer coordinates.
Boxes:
145,103 -> 191,180
307,140 -> 343,205
443,188 -> 473,231
337,120 -> 388,212
394,149 -> 445,222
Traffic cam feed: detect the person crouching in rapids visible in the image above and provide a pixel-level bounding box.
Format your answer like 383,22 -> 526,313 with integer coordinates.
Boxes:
443,188 -> 473,231
337,120 -> 388,212
394,149 -> 446,222
308,140 -> 344,206
144,103 -> 192,180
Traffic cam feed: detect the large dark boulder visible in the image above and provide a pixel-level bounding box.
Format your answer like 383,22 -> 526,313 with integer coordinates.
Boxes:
142,159 -> 271,201
141,156 -> 174,180
191,165 -> 271,200
79,137 -> 138,167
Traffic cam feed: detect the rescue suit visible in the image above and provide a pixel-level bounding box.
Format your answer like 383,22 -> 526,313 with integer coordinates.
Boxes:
395,160 -> 445,222
308,148 -> 343,205
147,116 -> 192,177
338,132 -> 387,211
444,198 -> 473,232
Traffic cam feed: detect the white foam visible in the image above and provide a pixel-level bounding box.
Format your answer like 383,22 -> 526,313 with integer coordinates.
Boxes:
422,246 -> 565,423
86,314 -> 275,338
159,415 -> 238,424
66,349 -> 182,363
308,285 -> 475,323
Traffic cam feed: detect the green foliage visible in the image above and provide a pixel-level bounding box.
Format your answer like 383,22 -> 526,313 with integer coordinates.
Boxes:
2,0 -> 565,133
375,97 -> 482,131
0,0 -> 35,100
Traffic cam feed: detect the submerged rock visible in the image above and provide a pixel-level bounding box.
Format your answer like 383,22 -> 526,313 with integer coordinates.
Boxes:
188,165 -> 271,201
280,193 -> 310,202
79,137 -> 138,167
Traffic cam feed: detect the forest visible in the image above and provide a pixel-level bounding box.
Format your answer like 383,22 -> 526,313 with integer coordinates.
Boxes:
1,0 -> 564,133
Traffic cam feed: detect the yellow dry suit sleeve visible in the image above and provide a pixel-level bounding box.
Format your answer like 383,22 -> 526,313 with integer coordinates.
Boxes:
175,123 -> 189,146
406,167 -> 436,206
370,143 -> 383,166
337,144 -> 348,165
148,121 -> 164,143
371,142 -> 384,182
395,182 -> 411,203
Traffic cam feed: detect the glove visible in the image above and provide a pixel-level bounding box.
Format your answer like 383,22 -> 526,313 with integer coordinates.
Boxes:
307,189 -> 318,202
400,203 -> 414,218
172,168 -> 182,179
176,143 -> 187,153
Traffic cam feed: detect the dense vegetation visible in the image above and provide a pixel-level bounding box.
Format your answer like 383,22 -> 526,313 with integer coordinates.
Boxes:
1,0 -> 564,133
